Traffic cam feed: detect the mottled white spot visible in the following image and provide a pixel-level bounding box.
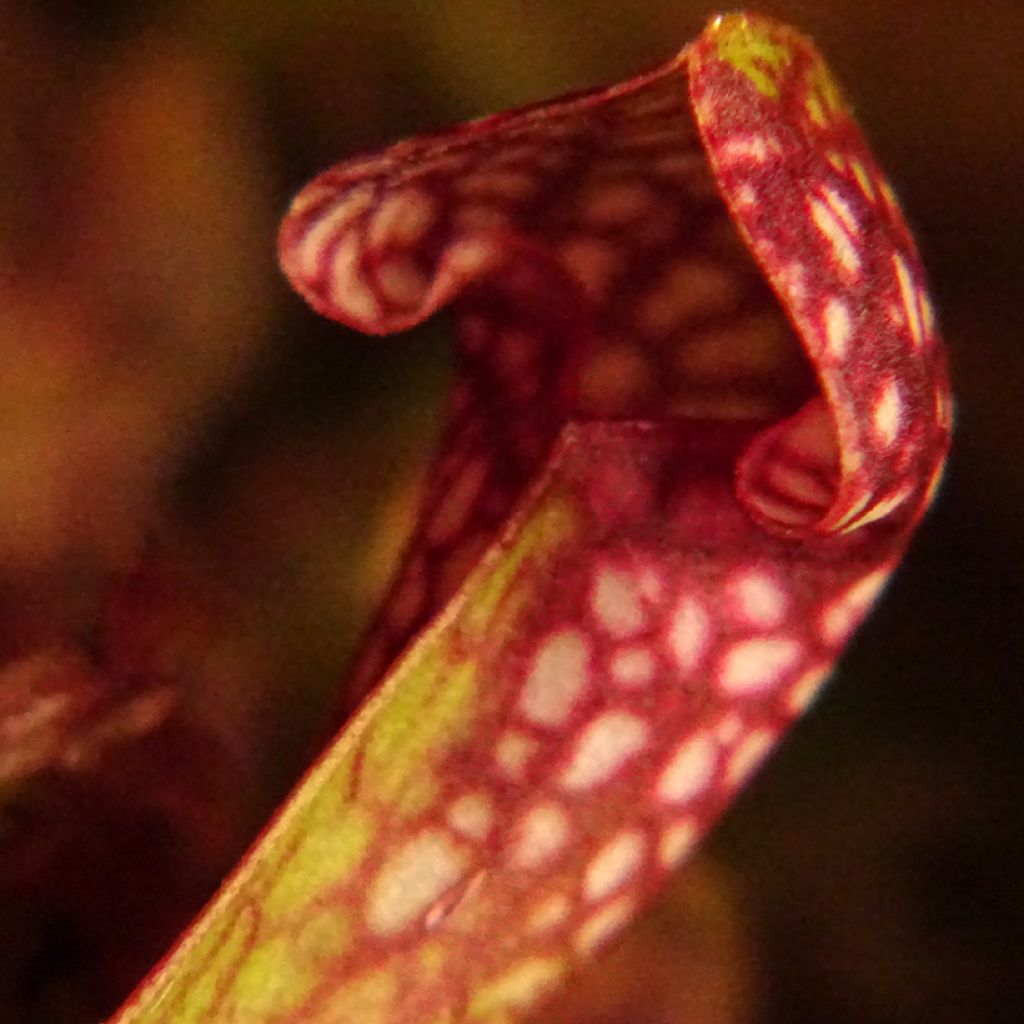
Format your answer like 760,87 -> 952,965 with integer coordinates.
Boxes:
473,957 -> 568,1014
447,792 -> 494,842
936,383 -> 954,432
508,802 -> 570,869
641,260 -> 739,334
735,183 -> 758,208
454,203 -> 511,233
719,135 -> 772,163
718,637 -> 803,695
851,486 -> 913,529
924,462 -> 947,507
366,829 -> 468,935
821,185 -> 860,238
374,257 -> 428,309
584,181 -> 656,225
764,458 -> 834,510
819,568 -> 890,645
787,664 -> 831,714
831,490 -> 873,532
610,647 -> 656,689
728,570 -> 788,629
921,291 -> 937,339
560,237 -> 618,300
584,830 -> 647,902
527,893 -> 571,934
823,297 -> 852,358
329,233 -> 379,323
873,379 -> 903,447
726,729 -> 775,787
519,630 -> 591,728
592,566 -> 646,638
656,731 -> 717,805
810,197 -> 860,275
560,711 -> 649,792
426,458 -> 487,545
368,189 -> 436,249
494,730 -> 539,782
445,237 -> 498,278
297,186 -> 373,280
658,820 -> 699,869
573,895 -> 637,956
893,252 -> 924,347
668,597 -> 710,673
714,713 -> 743,747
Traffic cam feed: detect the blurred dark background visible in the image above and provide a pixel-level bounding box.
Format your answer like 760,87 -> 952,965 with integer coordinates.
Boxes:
0,1 -> 1021,1022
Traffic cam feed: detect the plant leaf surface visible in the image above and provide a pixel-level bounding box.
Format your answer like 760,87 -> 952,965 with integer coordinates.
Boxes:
110,13 -> 951,1024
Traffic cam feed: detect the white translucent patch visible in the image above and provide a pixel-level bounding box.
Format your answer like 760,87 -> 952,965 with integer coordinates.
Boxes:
873,379 -> 903,446
610,647 -> 656,689
718,135 -> 773,164
559,237 -> 618,300
296,186 -> 374,281
366,829 -> 467,935
786,664 -> 831,714
494,730 -> 539,782
714,713 -> 743,747
921,291 -> 937,339
454,203 -> 511,233
426,458 -> 487,545
728,570 -> 789,630
374,257 -> 429,309
821,184 -> 860,238
591,566 -> 646,638
831,489 -> 873,532
668,596 -> 710,673
823,297 -> 852,358
819,567 -> 889,646
559,711 -> 649,791
527,893 -> 571,934
474,957 -> 567,1014
893,252 -> 924,347
447,792 -> 494,842
641,260 -> 739,334
726,729 -> 776,787
508,802 -> 571,869
658,819 -> 699,870
573,895 -> 637,956
850,159 -> 877,201
329,233 -> 380,323
718,637 -> 803,695
936,383 -> 954,432
367,188 -> 436,249
764,459 -> 833,509
735,183 -> 758,209
583,181 -> 656,226
852,486 -> 913,529
445,237 -> 498,279
810,197 -> 860,276
583,830 -> 647,902
656,731 -> 717,805
519,630 -> 591,728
